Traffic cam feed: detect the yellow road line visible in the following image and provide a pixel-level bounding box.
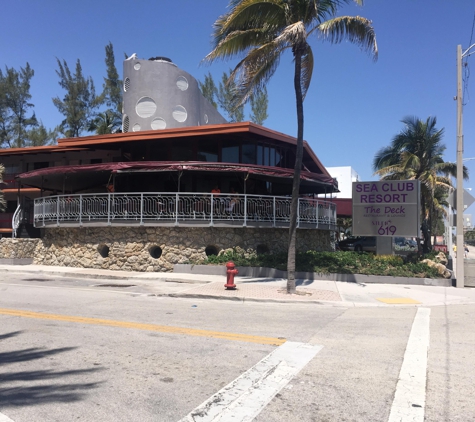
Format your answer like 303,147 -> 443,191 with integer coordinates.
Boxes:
0,308 -> 286,346
376,298 -> 421,304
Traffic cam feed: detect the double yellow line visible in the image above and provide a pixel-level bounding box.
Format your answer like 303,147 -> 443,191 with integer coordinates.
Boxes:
0,308 -> 286,346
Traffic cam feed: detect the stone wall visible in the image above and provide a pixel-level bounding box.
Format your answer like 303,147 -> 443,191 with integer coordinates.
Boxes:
0,238 -> 41,259
0,227 -> 332,272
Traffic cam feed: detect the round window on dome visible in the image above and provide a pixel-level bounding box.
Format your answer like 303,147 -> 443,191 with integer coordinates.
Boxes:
176,76 -> 189,91
172,105 -> 187,122
151,118 -> 167,130
136,97 -> 157,118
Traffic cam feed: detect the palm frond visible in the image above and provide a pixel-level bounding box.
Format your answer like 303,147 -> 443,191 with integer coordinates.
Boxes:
212,0 -> 285,47
317,16 -> 378,60
300,44 -> 314,99
229,40 -> 287,105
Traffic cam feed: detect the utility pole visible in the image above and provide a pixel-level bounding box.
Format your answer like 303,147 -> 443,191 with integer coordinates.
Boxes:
456,45 -> 464,288
456,43 -> 475,288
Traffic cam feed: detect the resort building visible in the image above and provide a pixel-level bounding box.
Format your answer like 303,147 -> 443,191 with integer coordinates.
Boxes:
0,55 -> 338,271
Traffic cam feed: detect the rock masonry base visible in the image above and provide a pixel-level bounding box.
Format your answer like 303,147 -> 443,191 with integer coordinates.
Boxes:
0,227 -> 331,272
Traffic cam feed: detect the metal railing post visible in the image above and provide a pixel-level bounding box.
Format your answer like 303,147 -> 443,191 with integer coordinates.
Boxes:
210,194 -> 214,226
79,195 -> 83,226
315,200 -> 319,228
140,193 -> 144,225
107,193 -> 111,225
243,194 -> 247,227
273,197 -> 276,227
175,193 -> 179,226
56,196 -> 60,226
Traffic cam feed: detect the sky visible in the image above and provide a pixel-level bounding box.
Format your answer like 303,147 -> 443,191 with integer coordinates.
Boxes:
1,0 -> 475,189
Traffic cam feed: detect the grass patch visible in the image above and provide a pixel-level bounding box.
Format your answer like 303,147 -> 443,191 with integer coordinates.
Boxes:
195,248 -> 444,279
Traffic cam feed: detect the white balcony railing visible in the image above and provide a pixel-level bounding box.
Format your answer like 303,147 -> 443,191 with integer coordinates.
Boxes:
12,204 -> 22,238
33,192 -> 336,229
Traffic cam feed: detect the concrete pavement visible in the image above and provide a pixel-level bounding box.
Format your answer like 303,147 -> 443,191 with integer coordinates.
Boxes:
1,263 -> 475,307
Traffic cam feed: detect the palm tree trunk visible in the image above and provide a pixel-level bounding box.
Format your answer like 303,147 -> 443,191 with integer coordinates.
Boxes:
421,196 -> 430,253
287,48 -> 305,294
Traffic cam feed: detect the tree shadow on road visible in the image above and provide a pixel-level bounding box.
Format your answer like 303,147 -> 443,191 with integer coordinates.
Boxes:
0,330 -> 104,407
0,330 -> 23,341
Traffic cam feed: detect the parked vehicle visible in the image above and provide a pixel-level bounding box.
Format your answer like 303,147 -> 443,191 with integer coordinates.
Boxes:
394,237 -> 417,250
337,236 -> 376,252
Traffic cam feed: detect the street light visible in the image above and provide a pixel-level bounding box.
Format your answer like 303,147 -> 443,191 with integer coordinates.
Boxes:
456,44 -> 475,288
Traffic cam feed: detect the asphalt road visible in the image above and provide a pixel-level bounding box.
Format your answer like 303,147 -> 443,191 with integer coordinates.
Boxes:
1,272 -> 474,421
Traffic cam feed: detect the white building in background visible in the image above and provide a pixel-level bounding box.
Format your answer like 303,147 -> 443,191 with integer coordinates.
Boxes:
464,214 -> 473,230
321,166 -> 360,198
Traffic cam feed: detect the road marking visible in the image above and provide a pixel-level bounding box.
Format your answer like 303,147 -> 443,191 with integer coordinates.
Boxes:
179,341 -> 322,421
377,298 -> 421,304
0,308 -> 285,346
388,307 -> 430,422
0,412 -> 15,422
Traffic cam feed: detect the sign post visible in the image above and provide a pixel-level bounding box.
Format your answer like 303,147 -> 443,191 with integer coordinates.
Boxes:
352,180 -> 421,254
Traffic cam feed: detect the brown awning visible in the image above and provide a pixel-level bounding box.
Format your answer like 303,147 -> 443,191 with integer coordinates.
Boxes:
16,161 -> 338,193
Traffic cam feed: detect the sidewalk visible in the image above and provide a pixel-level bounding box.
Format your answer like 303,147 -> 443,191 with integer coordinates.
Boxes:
1,264 -> 475,307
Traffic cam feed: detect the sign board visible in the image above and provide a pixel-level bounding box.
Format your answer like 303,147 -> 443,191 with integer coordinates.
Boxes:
433,245 -> 448,253
448,189 -> 475,211
352,180 -> 420,237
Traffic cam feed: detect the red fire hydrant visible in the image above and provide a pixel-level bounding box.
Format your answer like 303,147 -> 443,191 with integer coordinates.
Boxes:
224,261 -> 238,290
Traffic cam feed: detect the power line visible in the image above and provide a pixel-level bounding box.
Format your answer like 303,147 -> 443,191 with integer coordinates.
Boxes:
462,11 -> 475,106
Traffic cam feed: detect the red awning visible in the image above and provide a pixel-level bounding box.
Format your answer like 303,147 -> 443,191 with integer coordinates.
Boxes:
16,161 -> 338,192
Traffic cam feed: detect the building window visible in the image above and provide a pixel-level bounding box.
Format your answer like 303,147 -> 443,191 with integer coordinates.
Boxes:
222,140 -> 240,163
171,145 -> 193,161
33,162 -> 49,170
172,105 -> 187,122
242,143 -> 256,164
197,139 -> 218,162
176,76 -> 188,91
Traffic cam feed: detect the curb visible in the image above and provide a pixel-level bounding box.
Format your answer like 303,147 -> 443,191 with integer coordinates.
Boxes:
167,292 -> 351,306
173,264 -> 453,287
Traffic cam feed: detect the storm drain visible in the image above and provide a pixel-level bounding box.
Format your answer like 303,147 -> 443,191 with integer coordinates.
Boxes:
24,278 -> 52,282
94,284 -> 137,288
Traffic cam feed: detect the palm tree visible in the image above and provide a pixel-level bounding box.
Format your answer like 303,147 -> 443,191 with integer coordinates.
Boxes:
205,0 -> 377,293
431,184 -> 449,245
88,110 -> 122,135
373,116 -> 468,252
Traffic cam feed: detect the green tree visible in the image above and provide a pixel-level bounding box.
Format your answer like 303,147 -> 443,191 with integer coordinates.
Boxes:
217,70 -> 244,122
53,59 -> 100,138
26,122 -> 57,146
103,42 -> 122,112
373,116 -> 468,252
91,42 -> 124,134
199,72 -> 218,108
430,184 -> 449,242
0,63 -> 37,148
250,86 -> 268,125
0,163 -> 6,211
205,0 -> 377,293
88,110 -> 122,135
0,83 -> 10,148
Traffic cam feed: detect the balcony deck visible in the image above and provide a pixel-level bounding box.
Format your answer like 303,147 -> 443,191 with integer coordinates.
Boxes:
33,192 -> 337,230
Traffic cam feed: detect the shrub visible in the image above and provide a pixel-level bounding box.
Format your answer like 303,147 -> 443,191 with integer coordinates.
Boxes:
192,249 -> 444,279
